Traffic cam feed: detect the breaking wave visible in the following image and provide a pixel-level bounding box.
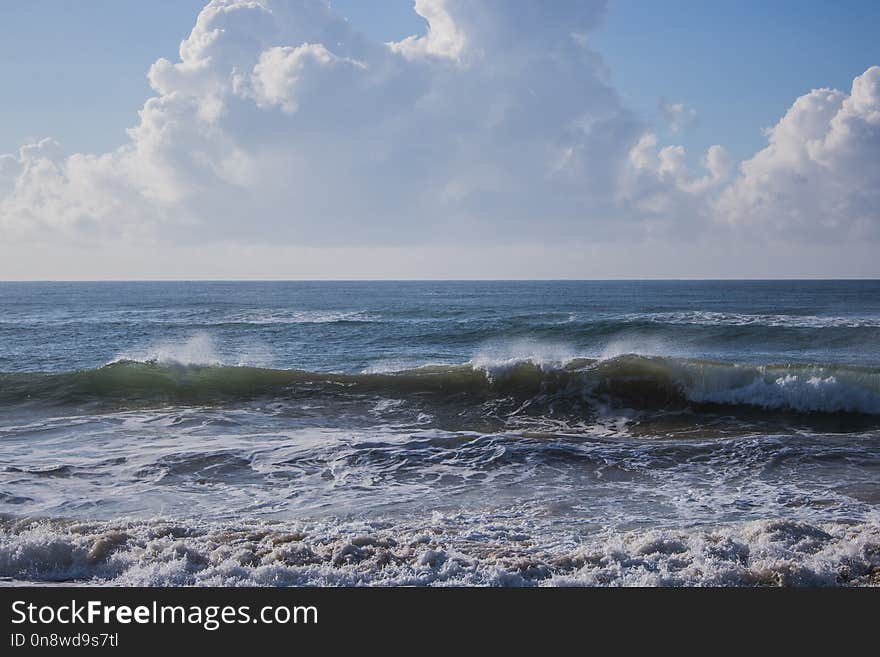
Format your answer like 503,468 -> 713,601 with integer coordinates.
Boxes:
1,514 -> 878,586
2,354 -> 880,417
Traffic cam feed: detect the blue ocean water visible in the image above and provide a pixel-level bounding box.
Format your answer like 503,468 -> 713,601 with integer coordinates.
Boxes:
3,280 -> 880,373
1,281 -> 879,585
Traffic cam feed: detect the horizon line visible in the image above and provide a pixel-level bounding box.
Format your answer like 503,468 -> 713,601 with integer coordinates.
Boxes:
2,278 -> 879,283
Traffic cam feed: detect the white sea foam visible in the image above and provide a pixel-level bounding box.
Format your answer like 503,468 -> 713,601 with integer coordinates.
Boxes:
223,310 -> 379,325
361,359 -> 444,374
629,311 -> 880,328
1,514 -> 877,586
679,366 -> 880,414
691,375 -> 862,413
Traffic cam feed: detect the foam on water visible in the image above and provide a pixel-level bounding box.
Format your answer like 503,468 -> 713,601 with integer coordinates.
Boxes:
3,282 -> 880,587
1,513 -> 877,587
222,310 -> 380,325
688,372 -> 880,414
629,311 -> 880,329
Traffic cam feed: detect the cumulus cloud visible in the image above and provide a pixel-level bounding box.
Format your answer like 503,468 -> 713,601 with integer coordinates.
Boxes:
247,43 -> 367,113
389,0 -> 467,62
0,0 -> 878,273
620,66 -> 880,242
0,0 -> 645,246
617,133 -> 730,230
717,66 -> 880,239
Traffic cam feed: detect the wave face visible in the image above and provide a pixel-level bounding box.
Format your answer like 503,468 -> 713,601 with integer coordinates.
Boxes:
2,281 -> 880,587
3,356 -> 880,420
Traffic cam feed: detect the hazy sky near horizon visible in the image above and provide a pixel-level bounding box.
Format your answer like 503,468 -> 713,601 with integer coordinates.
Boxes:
1,0 -> 879,279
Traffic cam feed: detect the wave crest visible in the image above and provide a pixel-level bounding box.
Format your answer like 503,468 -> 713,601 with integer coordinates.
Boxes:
3,354 -> 880,417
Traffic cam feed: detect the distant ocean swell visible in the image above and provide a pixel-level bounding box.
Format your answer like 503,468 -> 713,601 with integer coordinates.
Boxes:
3,355 -> 880,417
4,310 -> 880,329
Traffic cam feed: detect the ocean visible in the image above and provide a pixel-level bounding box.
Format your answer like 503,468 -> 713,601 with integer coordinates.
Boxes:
1,280 -> 878,586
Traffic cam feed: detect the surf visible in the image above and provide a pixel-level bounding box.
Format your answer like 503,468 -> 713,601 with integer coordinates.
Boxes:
3,354 -> 880,417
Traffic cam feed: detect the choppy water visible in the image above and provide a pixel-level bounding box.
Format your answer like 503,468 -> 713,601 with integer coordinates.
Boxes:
1,281 -> 879,586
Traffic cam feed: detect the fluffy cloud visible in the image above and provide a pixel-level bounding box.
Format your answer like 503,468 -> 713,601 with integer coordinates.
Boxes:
389,0 -> 466,62
247,44 -> 367,113
620,66 -> 880,242
0,0 -> 644,246
617,133 -> 731,234
717,66 -> 880,239
0,0 -> 878,267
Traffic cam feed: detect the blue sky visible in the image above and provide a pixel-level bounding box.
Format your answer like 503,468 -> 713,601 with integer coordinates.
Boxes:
2,0 -> 877,160
0,1 -> 878,279
594,0 -> 880,161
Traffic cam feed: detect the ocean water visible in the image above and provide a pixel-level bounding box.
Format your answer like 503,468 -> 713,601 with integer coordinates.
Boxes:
1,280 -> 879,586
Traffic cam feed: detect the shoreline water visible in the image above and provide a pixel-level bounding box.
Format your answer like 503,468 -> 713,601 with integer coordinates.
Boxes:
3,513 -> 879,587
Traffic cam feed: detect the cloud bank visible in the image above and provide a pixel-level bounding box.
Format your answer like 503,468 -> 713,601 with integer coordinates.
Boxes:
0,0 -> 878,277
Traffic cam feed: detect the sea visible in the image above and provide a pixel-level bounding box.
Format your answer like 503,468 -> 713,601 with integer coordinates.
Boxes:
1,280 -> 878,586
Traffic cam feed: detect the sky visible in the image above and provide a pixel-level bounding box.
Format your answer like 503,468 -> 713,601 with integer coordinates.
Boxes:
0,0 -> 878,279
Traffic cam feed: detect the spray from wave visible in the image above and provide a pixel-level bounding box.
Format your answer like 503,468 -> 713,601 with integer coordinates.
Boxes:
109,333 -> 274,369
111,333 -> 223,367
470,341 -> 579,376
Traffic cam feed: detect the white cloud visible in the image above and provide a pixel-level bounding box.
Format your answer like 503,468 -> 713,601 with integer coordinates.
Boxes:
1,0 -> 645,247
717,66 -> 880,239
660,99 -> 698,134
0,0 -> 878,278
619,66 -> 880,244
247,44 -> 367,113
389,0 -> 467,62
617,133 -> 730,226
